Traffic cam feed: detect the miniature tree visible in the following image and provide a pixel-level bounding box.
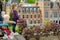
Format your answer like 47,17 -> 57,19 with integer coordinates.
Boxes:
27,0 -> 36,4
5,0 -> 9,2
18,0 -> 21,3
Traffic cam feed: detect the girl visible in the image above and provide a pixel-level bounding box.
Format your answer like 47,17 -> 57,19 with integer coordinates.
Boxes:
12,3 -> 19,34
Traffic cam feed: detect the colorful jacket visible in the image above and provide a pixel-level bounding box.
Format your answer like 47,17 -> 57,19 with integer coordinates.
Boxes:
12,10 -> 19,20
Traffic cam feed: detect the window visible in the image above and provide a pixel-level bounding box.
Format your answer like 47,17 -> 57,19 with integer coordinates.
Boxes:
30,8 -> 32,12
26,8 -> 28,12
31,15 -> 32,18
38,20 -> 40,23
25,8 -> 27,13
22,8 -> 25,13
32,8 -> 34,13
34,15 -> 36,18
50,2 -> 54,8
34,20 -> 36,24
28,8 -> 30,12
59,21 -> 60,24
23,15 -> 24,18
45,11 -> 48,18
56,20 -> 58,23
22,7 -> 26,13
36,7 -> 38,13
30,20 -> 32,24
38,8 -> 40,13
54,10 -> 58,18
40,10 -> 41,13
34,8 -> 36,12
57,2 -> 60,8
26,8 -> 30,13
50,14 -> 52,18
38,14 -> 40,18
54,20 -> 55,22
26,15 -> 28,18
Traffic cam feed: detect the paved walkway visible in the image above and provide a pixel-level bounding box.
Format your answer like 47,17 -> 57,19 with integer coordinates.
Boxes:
1,35 -> 25,40
1,35 -> 59,40
40,36 -> 59,40
29,35 -> 59,40
14,35 -> 25,40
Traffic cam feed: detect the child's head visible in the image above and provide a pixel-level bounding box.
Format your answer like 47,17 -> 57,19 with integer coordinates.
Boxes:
6,7 -> 11,15
12,3 -> 18,10
2,10 -> 5,17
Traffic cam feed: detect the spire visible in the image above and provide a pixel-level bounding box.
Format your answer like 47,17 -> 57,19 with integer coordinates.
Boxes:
19,0 -> 24,6
21,0 -> 23,2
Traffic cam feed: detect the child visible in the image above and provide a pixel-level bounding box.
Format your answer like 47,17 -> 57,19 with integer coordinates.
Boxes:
12,3 -> 19,34
0,0 -> 3,21
1,10 -> 11,38
1,8 -> 15,39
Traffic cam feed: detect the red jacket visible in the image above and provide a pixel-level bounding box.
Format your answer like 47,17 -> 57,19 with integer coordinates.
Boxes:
2,27 -> 11,36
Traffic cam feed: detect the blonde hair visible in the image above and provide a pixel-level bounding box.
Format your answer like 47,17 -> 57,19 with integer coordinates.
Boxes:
6,7 -> 11,15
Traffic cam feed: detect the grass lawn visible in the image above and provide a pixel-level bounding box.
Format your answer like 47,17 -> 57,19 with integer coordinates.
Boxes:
9,25 -> 12,32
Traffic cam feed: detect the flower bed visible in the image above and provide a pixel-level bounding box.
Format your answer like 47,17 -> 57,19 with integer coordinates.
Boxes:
21,22 -> 60,40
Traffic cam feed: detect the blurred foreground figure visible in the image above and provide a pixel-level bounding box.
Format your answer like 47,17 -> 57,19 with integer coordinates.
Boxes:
0,0 -> 3,21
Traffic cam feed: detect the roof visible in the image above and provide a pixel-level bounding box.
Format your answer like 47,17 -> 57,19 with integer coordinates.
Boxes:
21,3 -> 39,8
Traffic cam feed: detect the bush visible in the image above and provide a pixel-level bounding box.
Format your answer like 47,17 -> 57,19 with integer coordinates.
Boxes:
44,19 -> 51,27
16,27 -> 22,35
18,0 -> 21,3
27,0 -> 36,4
5,0 -> 9,2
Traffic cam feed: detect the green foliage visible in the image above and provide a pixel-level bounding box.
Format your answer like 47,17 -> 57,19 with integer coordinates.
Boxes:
44,19 -> 51,27
9,26 -> 12,32
5,0 -> 9,2
9,12 -> 12,26
18,0 -> 21,3
16,27 -> 22,35
27,0 -> 36,4
9,12 -> 12,20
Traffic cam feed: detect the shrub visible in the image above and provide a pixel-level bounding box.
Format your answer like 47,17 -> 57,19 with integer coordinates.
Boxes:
44,19 -> 51,27
27,0 -> 36,4
16,27 -> 22,35
5,0 -> 9,2
18,0 -> 21,3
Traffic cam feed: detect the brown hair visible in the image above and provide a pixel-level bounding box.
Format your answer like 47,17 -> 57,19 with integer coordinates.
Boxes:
12,3 -> 17,10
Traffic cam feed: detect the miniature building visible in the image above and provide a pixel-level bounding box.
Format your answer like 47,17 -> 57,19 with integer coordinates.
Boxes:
19,0 -> 60,26
38,0 -> 60,24
3,0 -> 60,26
19,4 -> 41,26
